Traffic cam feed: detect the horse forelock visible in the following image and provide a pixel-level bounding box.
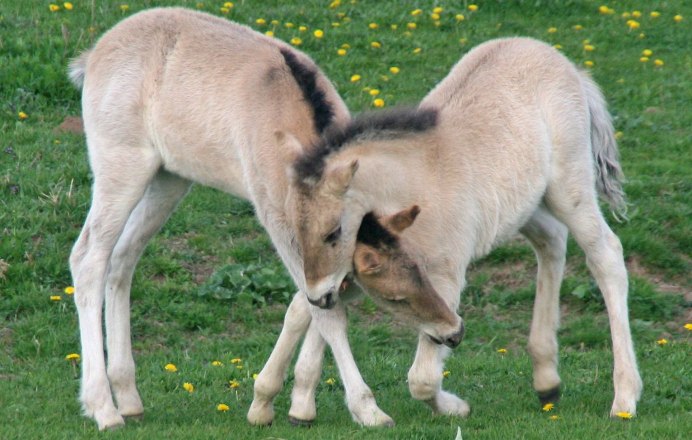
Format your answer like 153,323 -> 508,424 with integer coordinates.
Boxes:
293,107 -> 439,186
357,212 -> 399,249
279,48 -> 334,136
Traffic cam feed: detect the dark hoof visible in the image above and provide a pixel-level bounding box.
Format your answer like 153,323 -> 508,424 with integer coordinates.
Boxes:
537,386 -> 561,406
288,416 -> 314,427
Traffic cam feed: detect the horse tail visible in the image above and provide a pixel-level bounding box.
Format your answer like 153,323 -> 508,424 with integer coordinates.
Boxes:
580,71 -> 627,221
68,50 -> 91,89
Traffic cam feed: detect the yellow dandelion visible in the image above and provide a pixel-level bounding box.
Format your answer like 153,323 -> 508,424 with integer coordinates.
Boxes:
584,44 -> 595,51
229,380 -> 240,389
389,66 -> 400,74
573,24 -> 583,30
50,295 -> 62,301
350,74 -> 361,82
223,1 -> 234,7
284,22 -> 295,28
456,14 -> 465,22
468,4 -> 478,12
547,27 -> 557,33
497,348 -> 508,354
459,38 -> 468,45
18,111 -> 28,120
433,7 -> 444,14
165,363 -> 178,372
271,19 -> 279,25
219,7 -> 230,14
325,377 -> 336,385
431,13 -> 440,21
298,25 -> 308,33
211,360 -> 223,366
49,4 -> 60,12
183,382 -> 194,393
217,403 -> 230,412
615,131 -> 624,139
64,2 -> 73,10
656,338 -> 668,345
626,20 -> 640,30
553,44 -> 563,50
371,41 -> 381,49
639,57 -> 649,63
236,365 -> 243,370
598,6 -> 614,15
252,373 -> 259,380
337,48 -> 347,56
642,49 -> 653,57
631,11 -> 641,18
64,286 -> 75,295
443,370 -> 451,378
407,22 -> 417,30
369,89 -> 380,96
622,12 -> 631,18
654,59 -> 664,67
290,37 -> 302,46
341,43 -> 351,49
65,353 -> 80,361
390,24 -> 398,30
650,11 -> 660,18
542,402 -> 555,412
638,33 -> 646,39
412,47 -> 422,54
684,323 -> 692,331
584,60 -> 594,68
255,18 -> 266,25
368,23 -> 379,30
673,15 -> 683,23
120,4 -> 129,12
616,411 -> 633,419
314,29 -> 324,38
196,3 -> 204,9
265,31 -> 274,37
550,415 -> 560,421
411,9 -> 422,16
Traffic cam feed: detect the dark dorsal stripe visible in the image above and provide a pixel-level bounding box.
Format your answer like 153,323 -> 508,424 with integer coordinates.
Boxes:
279,48 -> 334,135
357,212 -> 399,249
294,107 -> 438,183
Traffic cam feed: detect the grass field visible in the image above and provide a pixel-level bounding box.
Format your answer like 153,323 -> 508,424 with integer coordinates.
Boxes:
1,1 -> 690,439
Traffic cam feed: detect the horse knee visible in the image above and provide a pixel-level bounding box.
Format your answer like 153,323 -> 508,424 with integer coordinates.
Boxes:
407,374 -> 439,401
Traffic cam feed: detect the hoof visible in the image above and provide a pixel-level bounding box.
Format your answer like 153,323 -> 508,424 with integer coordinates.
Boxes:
288,416 -> 314,427
537,386 -> 561,406
123,413 -> 144,422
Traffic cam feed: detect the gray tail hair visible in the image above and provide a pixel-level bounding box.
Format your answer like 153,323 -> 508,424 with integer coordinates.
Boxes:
580,71 -> 627,221
67,50 -> 91,89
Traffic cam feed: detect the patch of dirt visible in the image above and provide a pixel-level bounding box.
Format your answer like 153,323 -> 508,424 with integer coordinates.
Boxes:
158,233 -> 220,284
626,255 -> 690,300
55,116 -> 83,134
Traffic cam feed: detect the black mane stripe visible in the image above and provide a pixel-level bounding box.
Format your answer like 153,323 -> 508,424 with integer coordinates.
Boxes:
294,107 -> 438,183
279,48 -> 334,135
357,212 -> 399,249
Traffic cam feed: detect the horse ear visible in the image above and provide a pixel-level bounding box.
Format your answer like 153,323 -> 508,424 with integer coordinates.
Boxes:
381,205 -> 421,234
354,247 -> 382,275
277,131 -> 307,183
325,159 -> 358,195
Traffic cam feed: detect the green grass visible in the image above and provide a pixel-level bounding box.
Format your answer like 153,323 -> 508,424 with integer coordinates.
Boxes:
1,1 -> 690,439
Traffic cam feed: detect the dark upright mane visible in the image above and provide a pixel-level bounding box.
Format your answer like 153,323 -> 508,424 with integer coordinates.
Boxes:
357,212 -> 399,249
294,107 -> 438,184
279,48 -> 334,135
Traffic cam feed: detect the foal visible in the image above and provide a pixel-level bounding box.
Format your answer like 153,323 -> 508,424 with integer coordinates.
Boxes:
282,37 -> 642,418
68,7 -> 362,430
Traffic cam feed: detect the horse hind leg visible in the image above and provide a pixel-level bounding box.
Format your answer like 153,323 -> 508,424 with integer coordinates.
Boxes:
520,207 -> 568,406
70,139 -> 161,430
104,171 -> 190,419
545,175 -> 642,416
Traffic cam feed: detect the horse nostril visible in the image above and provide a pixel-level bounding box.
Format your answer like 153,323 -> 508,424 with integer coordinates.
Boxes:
444,324 -> 465,348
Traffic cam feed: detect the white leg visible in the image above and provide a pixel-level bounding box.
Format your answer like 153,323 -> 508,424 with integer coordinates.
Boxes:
407,334 -> 470,417
70,143 -> 160,430
311,303 -> 394,427
288,320 -> 326,425
520,207 -> 568,404
248,292 -> 312,425
547,188 -> 642,415
105,171 -> 190,418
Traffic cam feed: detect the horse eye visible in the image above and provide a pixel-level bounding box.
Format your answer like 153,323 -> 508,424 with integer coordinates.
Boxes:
325,226 -> 342,244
